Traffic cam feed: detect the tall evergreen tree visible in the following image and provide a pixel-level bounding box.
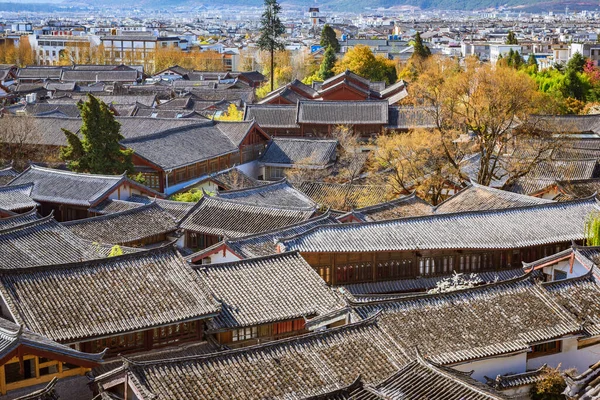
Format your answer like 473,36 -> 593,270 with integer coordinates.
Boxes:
567,51 -> 586,73
505,30 -> 518,44
318,46 -> 336,80
412,31 -> 431,59
527,53 -> 538,72
60,94 -> 133,175
320,25 -> 340,53
257,0 -> 285,92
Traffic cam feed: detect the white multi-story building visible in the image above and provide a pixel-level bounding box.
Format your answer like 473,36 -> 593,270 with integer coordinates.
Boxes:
30,33 -> 99,66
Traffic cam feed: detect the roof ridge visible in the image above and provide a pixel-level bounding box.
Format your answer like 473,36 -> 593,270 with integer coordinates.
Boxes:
63,201 -> 175,226
120,120 -> 216,143
279,194 -> 598,245
191,250 -> 302,270
216,178 -> 288,194
346,269 -> 537,307
201,193 -> 317,212
24,165 -> 126,180
412,351 -> 506,399
432,182 -> 554,212
228,211 -> 333,242
0,212 -> 55,236
0,241 -> 179,275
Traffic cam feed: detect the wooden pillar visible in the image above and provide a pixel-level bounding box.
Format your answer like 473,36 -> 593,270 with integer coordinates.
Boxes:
0,365 -> 6,395
371,252 -> 377,282
331,253 -> 336,286
34,356 -> 39,379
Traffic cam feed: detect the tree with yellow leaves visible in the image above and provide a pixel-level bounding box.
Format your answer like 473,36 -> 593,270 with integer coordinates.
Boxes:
371,129 -> 459,205
215,103 -> 243,121
334,45 -> 397,84
406,55 -> 562,189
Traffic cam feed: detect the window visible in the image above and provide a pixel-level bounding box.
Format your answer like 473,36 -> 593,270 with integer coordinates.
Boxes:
528,341 -> 561,358
153,322 -> 199,347
270,167 -> 285,179
232,326 -> 258,342
176,169 -> 186,183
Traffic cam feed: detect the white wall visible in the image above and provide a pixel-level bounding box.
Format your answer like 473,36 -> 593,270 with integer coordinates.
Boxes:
236,160 -> 259,179
451,352 -> 527,382
527,338 -> 600,374
206,248 -> 243,264
542,259 -> 589,280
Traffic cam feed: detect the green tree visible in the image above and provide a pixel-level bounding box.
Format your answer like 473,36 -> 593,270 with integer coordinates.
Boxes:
60,94 -> 134,175
567,51 -> 586,73
412,31 -> 431,59
562,67 -> 590,101
318,46 -> 337,80
257,0 -> 285,92
505,30 -> 518,44
527,53 -> 538,70
320,24 -> 340,53
511,50 -> 523,69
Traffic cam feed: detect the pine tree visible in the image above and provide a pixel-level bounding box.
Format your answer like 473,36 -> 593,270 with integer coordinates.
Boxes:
257,0 -> 285,92
320,25 -> 340,53
527,53 -> 538,72
412,31 -> 431,59
567,51 -> 586,73
505,30 -> 518,44
60,94 -> 134,175
511,50 -> 523,69
318,46 -> 336,80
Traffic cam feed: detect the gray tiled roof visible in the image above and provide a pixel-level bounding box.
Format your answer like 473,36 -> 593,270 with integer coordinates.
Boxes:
128,195 -> 196,223
187,212 -> 337,261
120,122 -> 239,170
101,317 -> 408,399
542,272 -> 600,337
0,209 -> 40,230
0,116 -> 202,147
61,70 -> 139,83
260,138 -> 338,166
9,165 -> 127,207
244,104 -> 299,128
279,197 -> 597,253
0,214 -> 103,269
340,268 -> 527,296
351,192 -> 433,221
353,273 -> 581,365
297,100 -> 389,125
0,318 -> 105,367
63,202 -> 178,245
17,67 -> 66,80
217,179 -> 317,209
556,178 -> 600,200
209,168 -> 261,191
215,120 -> 257,147
370,352 -> 508,400
486,365 -> 547,390
434,182 -> 553,214
564,358 -> 600,398
0,245 -> 220,342
298,182 -> 391,210
0,166 -> 19,186
180,196 -> 315,238
529,114 -> 600,134
387,106 -> 436,129
0,183 -> 38,212
195,252 -> 344,330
